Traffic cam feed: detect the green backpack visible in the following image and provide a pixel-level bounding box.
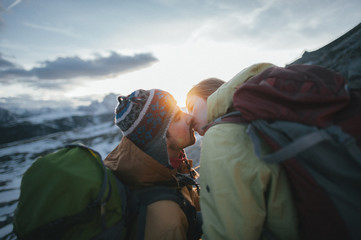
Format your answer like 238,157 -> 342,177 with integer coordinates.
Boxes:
13,144 -> 129,240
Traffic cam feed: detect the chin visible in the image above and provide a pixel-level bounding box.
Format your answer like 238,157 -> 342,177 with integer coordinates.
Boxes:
197,130 -> 205,136
185,137 -> 196,147
182,137 -> 196,149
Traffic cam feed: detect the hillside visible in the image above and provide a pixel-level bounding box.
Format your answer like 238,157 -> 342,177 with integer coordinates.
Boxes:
290,22 -> 361,88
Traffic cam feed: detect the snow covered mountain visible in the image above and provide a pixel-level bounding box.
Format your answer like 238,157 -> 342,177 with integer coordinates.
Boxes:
0,93 -> 118,145
0,108 -> 18,125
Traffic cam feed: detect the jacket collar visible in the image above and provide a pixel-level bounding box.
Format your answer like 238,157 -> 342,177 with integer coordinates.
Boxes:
104,137 -> 177,188
206,63 -> 275,123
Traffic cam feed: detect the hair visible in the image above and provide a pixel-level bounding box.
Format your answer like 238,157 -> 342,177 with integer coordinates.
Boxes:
186,78 -> 225,109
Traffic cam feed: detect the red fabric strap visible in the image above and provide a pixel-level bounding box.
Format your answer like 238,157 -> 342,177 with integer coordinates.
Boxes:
169,150 -> 186,169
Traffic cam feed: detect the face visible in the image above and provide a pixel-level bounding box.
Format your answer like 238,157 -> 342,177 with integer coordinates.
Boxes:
166,107 -> 196,151
186,95 -> 208,136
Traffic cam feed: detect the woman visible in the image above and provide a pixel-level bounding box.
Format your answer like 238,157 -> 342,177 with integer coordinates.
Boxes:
186,63 -> 299,240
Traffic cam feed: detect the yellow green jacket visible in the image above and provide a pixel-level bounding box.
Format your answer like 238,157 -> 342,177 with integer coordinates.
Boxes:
200,63 -> 299,240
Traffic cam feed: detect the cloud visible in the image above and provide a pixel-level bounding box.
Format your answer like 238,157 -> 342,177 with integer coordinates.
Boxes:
0,51 -> 159,87
6,0 -> 22,11
0,0 -> 22,24
188,0 -> 361,49
0,54 -> 18,69
23,22 -> 80,38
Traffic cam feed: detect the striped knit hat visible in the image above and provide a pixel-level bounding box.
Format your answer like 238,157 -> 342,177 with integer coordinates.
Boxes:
115,89 -> 177,168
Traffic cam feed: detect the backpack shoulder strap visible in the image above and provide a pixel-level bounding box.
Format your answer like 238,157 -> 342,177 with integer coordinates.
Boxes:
247,120 -> 331,164
206,113 -> 361,164
247,120 -> 361,164
133,186 -> 196,240
134,186 -> 183,206
92,177 -> 132,240
202,111 -> 248,131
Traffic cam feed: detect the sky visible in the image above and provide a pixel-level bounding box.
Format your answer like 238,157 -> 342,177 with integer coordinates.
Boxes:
0,0 -> 360,110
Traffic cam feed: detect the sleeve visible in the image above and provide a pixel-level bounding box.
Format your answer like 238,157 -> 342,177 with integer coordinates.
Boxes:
199,123 -> 299,240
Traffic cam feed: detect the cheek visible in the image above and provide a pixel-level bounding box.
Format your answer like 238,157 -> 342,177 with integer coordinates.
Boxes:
170,123 -> 190,141
194,110 -> 207,126
192,102 -> 207,124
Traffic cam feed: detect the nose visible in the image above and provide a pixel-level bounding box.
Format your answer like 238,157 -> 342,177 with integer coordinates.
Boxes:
185,113 -> 194,126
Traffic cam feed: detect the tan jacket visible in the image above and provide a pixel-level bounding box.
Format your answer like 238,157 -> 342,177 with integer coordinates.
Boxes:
104,137 -> 200,240
200,63 -> 299,240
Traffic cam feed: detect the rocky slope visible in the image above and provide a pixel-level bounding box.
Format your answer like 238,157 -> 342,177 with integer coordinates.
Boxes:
290,22 -> 361,88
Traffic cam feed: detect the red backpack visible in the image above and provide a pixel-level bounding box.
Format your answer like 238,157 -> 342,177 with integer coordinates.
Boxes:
233,64 -> 361,145
210,65 -> 361,240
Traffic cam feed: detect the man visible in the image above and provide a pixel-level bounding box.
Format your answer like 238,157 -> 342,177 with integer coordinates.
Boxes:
104,89 -> 200,240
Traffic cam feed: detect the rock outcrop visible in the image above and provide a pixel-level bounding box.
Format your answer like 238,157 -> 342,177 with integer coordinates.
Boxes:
290,22 -> 361,89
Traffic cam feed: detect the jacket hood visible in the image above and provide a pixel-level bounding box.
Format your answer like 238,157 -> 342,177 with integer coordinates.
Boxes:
104,137 -> 177,188
207,63 -> 275,122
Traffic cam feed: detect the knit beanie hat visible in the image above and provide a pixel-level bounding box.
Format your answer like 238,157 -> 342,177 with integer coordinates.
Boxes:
115,89 -> 178,168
